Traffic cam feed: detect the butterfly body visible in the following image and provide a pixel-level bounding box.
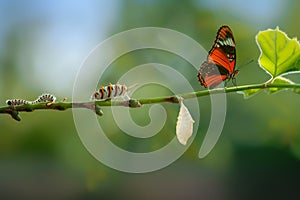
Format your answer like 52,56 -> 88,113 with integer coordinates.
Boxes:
198,26 -> 238,88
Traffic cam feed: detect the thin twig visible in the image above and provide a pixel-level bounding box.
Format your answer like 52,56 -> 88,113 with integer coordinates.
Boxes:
1,83 -> 300,121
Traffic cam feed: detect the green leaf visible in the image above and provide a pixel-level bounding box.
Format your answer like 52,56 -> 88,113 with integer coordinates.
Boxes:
256,27 -> 300,78
268,76 -> 294,94
237,88 -> 261,98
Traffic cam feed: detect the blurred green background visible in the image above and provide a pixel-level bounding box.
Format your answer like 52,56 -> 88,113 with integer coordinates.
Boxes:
1,0 -> 300,199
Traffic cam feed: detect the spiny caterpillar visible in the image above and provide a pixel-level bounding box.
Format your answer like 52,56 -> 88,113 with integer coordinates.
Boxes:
6,93 -> 56,107
91,83 -> 129,101
31,93 -> 56,104
6,99 -> 30,106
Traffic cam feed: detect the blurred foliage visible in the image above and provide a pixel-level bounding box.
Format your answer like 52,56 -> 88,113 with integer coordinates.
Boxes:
1,0 -> 300,199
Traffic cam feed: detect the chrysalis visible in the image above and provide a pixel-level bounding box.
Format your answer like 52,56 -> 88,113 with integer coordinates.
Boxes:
176,99 -> 195,145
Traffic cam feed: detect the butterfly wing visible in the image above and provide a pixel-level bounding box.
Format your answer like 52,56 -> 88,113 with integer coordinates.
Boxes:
209,26 -> 236,74
198,61 -> 229,88
198,26 -> 237,88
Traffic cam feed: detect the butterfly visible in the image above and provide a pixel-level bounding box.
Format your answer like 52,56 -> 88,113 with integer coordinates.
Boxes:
197,25 -> 238,88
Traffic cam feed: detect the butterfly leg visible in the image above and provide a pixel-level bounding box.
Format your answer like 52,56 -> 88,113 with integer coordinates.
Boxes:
223,80 -> 228,88
232,77 -> 238,87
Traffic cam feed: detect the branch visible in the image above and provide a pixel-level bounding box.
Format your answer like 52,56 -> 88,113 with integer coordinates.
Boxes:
1,83 -> 300,121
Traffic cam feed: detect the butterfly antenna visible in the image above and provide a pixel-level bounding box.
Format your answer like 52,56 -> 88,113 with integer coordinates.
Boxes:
237,58 -> 254,69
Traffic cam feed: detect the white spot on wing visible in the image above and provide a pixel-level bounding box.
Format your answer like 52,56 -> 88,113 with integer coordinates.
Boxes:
218,38 -> 235,47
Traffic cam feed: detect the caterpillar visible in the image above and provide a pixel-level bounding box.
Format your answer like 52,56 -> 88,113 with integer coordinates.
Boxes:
6,93 -> 56,107
6,99 -> 30,106
91,83 -> 129,101
30,93 -> 56,104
